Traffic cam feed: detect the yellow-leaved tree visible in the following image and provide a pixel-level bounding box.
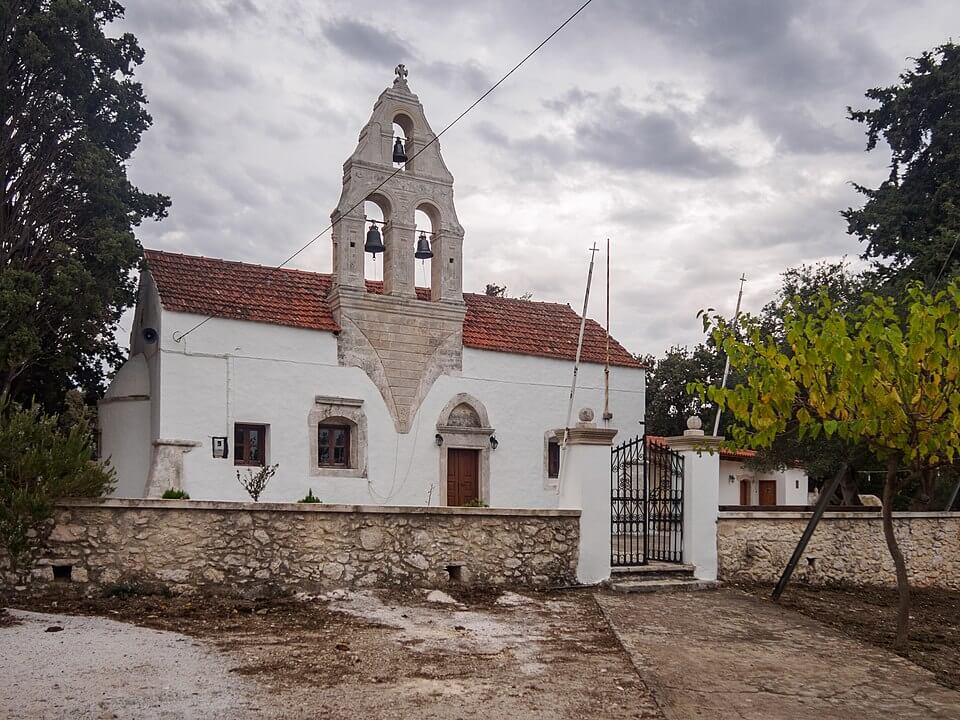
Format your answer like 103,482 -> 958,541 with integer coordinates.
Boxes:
693,279 -> 960,651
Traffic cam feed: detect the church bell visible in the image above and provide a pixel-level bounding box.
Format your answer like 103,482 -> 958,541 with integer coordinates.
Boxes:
414,231 -> 433,260
364,222 -> 385,256
392,137 -> 407,163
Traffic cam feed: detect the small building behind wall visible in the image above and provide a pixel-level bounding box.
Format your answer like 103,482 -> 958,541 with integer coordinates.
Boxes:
718,447 -> 809,507
98,67 -> 647,508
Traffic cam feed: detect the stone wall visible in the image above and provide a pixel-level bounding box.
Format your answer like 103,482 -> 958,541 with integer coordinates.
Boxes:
718,511 -> 960,590
4,499 -> 579,595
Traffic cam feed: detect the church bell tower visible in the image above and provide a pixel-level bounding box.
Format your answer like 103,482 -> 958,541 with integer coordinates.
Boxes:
328,65 -> 467,433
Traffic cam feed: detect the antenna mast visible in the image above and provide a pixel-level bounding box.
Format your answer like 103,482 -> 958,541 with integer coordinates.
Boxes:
603,238 -> 612,422
712,273 -> 747,436
557,242 -> 600,495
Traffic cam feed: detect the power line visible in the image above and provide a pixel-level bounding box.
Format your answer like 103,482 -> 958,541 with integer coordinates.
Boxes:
173,0 -> 596,343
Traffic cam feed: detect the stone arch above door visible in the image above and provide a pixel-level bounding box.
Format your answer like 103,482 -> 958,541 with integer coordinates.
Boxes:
436,393 -> 491,431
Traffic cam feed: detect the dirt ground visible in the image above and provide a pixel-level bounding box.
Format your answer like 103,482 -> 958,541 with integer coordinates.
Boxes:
1,584 -> 663,719
736,581 -> 960,691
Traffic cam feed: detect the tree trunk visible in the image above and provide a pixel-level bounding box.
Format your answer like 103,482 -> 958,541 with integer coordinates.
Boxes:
838,465 -> 862,505
881,456 -> 910,652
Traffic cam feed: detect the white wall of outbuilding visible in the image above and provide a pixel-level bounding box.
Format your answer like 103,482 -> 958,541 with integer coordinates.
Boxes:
718,458 -> 809,506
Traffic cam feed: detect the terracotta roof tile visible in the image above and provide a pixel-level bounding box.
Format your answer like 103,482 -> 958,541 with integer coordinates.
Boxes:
144,250 -> 339,333
144,249 -> 643,368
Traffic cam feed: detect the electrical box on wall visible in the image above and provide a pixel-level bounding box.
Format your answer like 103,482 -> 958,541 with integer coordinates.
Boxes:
212,436 -> 228,458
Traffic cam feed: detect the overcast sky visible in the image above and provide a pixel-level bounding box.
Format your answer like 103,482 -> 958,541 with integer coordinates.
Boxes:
115,0 -> 959,358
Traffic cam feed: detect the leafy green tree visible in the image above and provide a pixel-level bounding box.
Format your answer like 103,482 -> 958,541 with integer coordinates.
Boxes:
0,394 -> 115,582
696,279 -> 960,651
748,261 -> 877,501
844,43 -> 960,289
644,343 -> 730,436
0,0 -> 169,410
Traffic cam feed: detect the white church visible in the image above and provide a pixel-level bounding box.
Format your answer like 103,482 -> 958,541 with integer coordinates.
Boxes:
99,67 -> 647,507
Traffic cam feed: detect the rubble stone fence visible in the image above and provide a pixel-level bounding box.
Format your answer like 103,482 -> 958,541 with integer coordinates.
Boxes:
1,499 -> 580,595
718,511 -> 960,590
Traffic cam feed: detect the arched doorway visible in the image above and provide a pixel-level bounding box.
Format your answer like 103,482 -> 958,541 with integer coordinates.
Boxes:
436,394 -> 494,507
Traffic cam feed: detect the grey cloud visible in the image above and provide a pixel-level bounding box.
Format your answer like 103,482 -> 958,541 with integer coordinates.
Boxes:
322,18 -> 412,66
575,105 -> 739,178
124,0 -> 260,35
542,88 -> 605,115
162,43 -> 256,92
420,60 -> 492,95
478,99 -> 739,180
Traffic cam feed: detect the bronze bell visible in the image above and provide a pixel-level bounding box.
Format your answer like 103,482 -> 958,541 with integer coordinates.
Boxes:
414,231 -> 433,260
392,137 -> 407,163
364,222 -> 384,256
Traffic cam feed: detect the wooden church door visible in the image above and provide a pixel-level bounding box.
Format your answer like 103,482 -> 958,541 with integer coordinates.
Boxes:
447,449 -> 480,506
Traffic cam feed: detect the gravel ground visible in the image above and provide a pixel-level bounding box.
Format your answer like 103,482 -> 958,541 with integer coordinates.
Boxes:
1,609 -> 265,719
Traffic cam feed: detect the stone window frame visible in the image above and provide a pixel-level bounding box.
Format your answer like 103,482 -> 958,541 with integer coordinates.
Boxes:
309,396 -> 367,479
543,429 -> 564,489
436,393 -> 493,507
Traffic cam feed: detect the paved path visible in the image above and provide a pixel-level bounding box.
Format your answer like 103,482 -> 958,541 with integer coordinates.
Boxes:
597,588 -> 960,720
1,610 -> 264,719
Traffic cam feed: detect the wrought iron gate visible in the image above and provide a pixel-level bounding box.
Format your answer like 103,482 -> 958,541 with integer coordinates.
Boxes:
611,435 -> 685,566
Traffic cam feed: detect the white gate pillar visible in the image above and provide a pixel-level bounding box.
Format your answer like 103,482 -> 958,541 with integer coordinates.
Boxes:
558,409 -> 617,585
665,417 -> 721,581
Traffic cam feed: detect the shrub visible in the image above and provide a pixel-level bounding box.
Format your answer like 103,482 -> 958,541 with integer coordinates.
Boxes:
0,395 -> 114,582
161,489 -> 190,499
463,498 -> 488,508
236,463 -> 278,502
299,488 -> 322,503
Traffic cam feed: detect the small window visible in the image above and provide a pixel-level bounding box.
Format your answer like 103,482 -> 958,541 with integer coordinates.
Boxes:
234,423 -> 267,466
548,438 -> 561,479
318,424 -> 350,468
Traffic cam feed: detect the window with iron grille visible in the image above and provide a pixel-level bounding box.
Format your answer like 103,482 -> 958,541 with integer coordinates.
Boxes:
318,424 -> 350,467
234,423 -> 267,466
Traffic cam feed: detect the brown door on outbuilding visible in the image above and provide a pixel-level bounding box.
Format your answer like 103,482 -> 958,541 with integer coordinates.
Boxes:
739,479 -> 751,505
759,480 -> 777,506
447,448 -> 480,506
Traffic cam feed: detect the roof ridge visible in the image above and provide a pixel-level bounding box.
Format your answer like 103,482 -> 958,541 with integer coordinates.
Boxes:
462,291 -> 573,308
144,248 -> 330,280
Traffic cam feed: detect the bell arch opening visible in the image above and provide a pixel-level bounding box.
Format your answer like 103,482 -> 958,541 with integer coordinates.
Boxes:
392,114 -> 414,172
414,207 -> 434,291
363,195 -> 390,282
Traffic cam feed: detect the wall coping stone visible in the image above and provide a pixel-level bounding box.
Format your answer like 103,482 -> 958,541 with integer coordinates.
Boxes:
664,435 -> 723,453
55,498 -> 580,517
719,511 -> 960,520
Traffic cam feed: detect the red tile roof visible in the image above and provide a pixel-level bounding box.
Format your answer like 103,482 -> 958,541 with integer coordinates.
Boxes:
144,250 -> 644,368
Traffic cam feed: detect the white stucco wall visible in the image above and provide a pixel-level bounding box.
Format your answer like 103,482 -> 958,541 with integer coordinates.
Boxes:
105,309 -> 645,507
99,354 -> 152,498
718,458 -> 809,506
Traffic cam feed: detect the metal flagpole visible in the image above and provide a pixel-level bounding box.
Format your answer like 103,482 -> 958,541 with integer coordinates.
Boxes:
557,242 -> 600,495
603,238 -> 612,423
712,273 -> 747,436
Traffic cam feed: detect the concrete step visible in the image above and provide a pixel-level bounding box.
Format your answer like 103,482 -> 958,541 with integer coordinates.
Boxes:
612,562 -> 695,576
607,577 -> 720,594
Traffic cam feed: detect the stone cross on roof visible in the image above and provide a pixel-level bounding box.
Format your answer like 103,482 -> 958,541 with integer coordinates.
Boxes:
394,63 -> 409,88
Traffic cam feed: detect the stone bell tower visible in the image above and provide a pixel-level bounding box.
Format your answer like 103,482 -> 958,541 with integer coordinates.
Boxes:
328,65 -> 467,432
